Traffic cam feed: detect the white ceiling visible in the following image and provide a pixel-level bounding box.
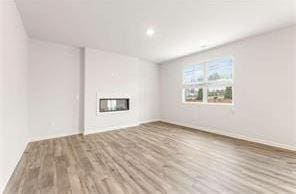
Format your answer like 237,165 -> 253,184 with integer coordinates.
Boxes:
16,0 -> 296,63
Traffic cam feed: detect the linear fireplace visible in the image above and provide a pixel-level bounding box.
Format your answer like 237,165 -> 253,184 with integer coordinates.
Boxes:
99,98 -> 130,112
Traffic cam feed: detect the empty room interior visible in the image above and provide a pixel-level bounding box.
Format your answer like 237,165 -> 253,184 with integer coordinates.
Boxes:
1,0 -> 296,193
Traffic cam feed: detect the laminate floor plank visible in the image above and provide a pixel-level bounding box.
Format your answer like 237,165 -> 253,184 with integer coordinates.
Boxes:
4,122 -> 296,194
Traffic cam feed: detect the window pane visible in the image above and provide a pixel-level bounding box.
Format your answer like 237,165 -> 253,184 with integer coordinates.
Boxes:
207,58 -> 232,82
184,88 -> 203,102
193,64 -> 204,83
183,64 -> 204,84
207,86 -> 232,104
183,66 -> 194,84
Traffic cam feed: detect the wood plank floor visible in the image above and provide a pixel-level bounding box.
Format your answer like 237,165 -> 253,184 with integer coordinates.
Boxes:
4,122 -> 296,194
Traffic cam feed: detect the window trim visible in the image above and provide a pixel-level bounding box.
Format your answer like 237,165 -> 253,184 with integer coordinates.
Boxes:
182,57 -> 234,105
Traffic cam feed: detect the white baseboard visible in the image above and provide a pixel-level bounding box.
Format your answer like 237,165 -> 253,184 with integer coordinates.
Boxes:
84,123 -> 140,135
161,119 -> 296,152
29,129 -> 82,142
27,119 -> 296,152
139,118 -> 160,124
28,120 -> 161,141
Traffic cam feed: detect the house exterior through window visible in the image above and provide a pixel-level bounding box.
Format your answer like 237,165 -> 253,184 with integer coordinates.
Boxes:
182,57 -> 233,104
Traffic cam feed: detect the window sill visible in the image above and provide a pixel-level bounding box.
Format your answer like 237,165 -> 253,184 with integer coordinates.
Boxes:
182,101 -> 234,106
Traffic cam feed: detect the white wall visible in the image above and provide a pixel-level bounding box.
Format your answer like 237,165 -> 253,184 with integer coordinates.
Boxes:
0,1 -> 29,192
138,60 -> 160,123
28,39 -> 83,140
28,41 -> 159,138
84,48 -> 159,134
160,26 -> 296,149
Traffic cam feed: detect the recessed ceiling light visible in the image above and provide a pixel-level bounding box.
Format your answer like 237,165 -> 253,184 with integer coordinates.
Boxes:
146,28 -> 155,37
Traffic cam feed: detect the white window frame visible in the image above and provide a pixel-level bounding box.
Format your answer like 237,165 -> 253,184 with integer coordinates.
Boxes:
182,57 -> 234,105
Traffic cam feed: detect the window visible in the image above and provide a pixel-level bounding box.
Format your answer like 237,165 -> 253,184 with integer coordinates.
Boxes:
184,88 -> 203,103
182,58 -> 233,104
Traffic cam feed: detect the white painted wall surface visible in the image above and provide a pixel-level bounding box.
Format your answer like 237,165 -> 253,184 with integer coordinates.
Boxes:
138,60 -> 160,123
0,1 -> 29,192
160,26 -> 296,149
28,40 -> 83,140
84,48 -> 159,134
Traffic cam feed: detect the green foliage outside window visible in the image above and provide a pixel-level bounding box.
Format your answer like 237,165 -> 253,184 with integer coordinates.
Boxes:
197,88 -> 203,100
224,86 -> 232,99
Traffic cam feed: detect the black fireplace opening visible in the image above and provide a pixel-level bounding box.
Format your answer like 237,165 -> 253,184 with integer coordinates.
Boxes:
99,98 -> 130,112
